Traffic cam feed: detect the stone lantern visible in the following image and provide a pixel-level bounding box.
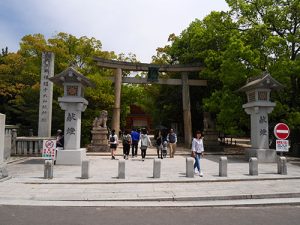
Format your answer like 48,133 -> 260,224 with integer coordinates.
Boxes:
49,67 -> 94,165
239,72 -> 283,162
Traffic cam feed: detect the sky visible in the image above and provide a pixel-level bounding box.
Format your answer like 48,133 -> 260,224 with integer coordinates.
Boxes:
0,0 -> 229,63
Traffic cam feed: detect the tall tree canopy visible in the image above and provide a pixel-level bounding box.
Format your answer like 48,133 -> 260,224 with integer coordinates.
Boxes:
150,0 -> 300,142
0,33 -> 139,144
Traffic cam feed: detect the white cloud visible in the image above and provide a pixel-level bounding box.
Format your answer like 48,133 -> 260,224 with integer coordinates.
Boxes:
0,0 -> 229,62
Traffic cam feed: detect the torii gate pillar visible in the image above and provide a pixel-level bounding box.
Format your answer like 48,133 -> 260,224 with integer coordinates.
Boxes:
112,68 -> 122,135
182,72 -> 192,147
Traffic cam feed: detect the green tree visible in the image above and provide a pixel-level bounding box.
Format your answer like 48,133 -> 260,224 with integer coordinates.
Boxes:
150,11 -> 250,135
225,0 -> 300,141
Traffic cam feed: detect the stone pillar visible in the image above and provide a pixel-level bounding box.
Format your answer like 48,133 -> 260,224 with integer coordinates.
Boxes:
239,73 -> 283,162
112,68 -> 122,135
49,67 -> 93,165
38,52 -> 54,137
56,99 -> 88,165
0,114 -> 8,178
244,104 -> 276,162
186,157 -> 194,178
118,159 -> 125,179
59,102 -> 86,150
81,160 -> 90,179
249,157 -> 258,176
277,157 -> 287,175
245,106 -> 274,150
182,72 -> 192,147
0,114 -> 5,163
153,158 -> 161,178
219,156 -> 228,177
11,129 -> 17,155
44,160 -> 53,179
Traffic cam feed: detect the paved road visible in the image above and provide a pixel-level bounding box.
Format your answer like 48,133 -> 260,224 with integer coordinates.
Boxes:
2,153 -> 300,207
1,205 -> 300,225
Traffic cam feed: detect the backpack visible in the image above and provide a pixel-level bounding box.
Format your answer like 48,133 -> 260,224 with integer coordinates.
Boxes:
168,133 -> 176,143
123,135 -> 130,145
109,135 -> 115,143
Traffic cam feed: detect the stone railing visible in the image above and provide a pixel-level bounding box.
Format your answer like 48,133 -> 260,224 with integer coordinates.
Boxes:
4,125 -> 19,160
12,135 -> 56,156
7,128 -> 55,156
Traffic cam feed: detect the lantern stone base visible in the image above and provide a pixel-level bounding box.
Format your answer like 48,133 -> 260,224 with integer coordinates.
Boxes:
203,129 -> 224,152
56,148 -> 86,165
87,145 -> 110,152
245,148 -> 276,163
87,127 -> 110,152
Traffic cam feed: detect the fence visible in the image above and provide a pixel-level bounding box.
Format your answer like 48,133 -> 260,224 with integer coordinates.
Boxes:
5,127 -> 55,156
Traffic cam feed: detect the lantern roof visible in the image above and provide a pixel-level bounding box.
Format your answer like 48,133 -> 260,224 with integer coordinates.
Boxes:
49,67 -> 94,88
238,72 -> 284,92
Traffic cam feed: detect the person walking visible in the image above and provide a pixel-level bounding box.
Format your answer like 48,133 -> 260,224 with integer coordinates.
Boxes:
167,128 -> 177,158
130,128 -> 140,157
122,130 -> 132,160
191,130 -> 204,177
139,128 -> 152,161
109,129 -> 118,160
154,130 -> 163,159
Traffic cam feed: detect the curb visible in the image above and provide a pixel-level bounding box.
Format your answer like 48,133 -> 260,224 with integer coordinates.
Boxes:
33,192 -> 300,202
22,176 -> 300,185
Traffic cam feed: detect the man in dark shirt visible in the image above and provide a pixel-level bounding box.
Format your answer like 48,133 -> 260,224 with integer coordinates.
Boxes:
130,128 -> 140,157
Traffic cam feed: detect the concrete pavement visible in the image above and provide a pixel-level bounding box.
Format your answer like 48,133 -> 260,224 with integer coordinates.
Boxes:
1,145 -> 300,207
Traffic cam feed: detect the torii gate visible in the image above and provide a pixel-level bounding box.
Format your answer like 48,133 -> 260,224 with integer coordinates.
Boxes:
94,57 -> 206,146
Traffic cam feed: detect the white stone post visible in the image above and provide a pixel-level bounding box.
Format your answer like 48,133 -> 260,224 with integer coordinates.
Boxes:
0,114 -> 8,178
153,158 -> 161,178
219,156 -> 228,177
186,157 -> 194,178
118,159 -> 125,179
38,52 -> 54,137
249,157 -> 258,176
0,114 -> 5,163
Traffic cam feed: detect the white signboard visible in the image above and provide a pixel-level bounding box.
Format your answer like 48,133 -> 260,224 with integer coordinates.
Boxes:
276,139 -> 290,152
42,140 -> 56,159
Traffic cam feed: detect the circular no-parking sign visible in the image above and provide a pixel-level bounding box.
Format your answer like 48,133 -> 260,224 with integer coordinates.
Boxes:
45,140 -> 55,148
274,123 -> 290,140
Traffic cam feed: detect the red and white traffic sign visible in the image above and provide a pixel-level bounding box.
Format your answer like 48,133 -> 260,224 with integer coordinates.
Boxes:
274,123 -> 290,140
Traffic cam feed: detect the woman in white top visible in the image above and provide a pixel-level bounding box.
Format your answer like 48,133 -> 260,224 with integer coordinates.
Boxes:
109,129 -> 118,160
139,128 -> 152,161
191,130 -> 204,176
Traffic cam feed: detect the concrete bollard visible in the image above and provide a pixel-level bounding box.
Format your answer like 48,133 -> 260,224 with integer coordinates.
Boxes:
44,160 -> 53,179
81,160 -> 90,179
219,156 -> 228,177
249,157 -> 258,176
277,157 -> 287,175
153,158 -> 161,178
186,157 -> 194,178
118,159 -> 125,179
